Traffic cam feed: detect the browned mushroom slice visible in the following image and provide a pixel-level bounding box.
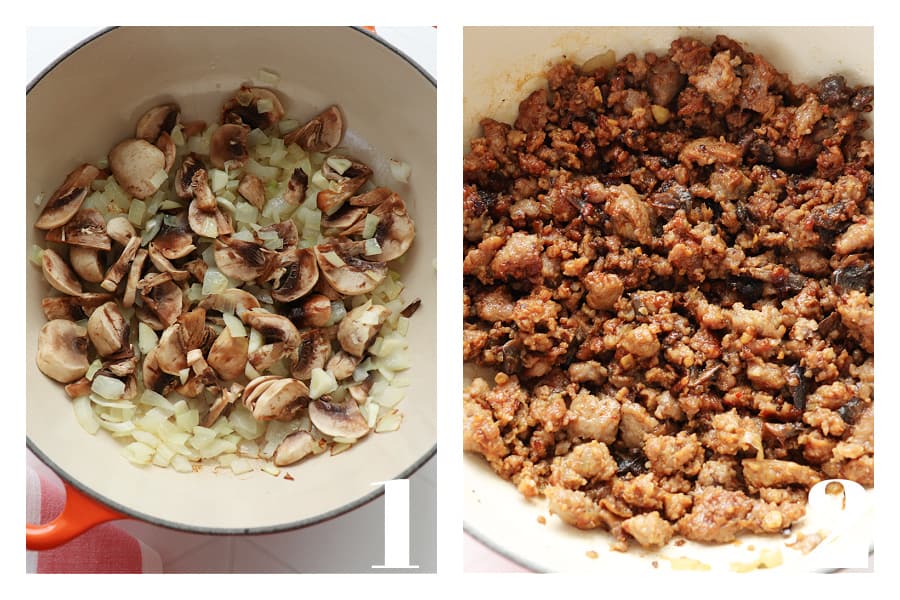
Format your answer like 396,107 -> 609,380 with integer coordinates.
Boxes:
36,319 -> 90,383
183,257 -> 208,284
364,192 -> 416,262
316,159 -> 373,215
87,301 -> 129,357
41,292 -> 114,321
140,279 -> 183,328
135,305 -> 166,331
260,220 -> 299,250
105,354 -> 138,378
199,288 -> 260,317
68,246 -> 105,283
154,308 -> 208,376
237,173 -> 266,209
181,120 -> 207,139
108,138 -> 167,200
273,430 -> 316,466
65,377 -> 93,399
210,124 -> 250,169
135,103 -> 180,143
289,329 -> 333,381
44,208 -> 111,250
190,168 -> 218,212
242,375 -> 280,410
314,241 -> 388,296
34,164 -> 101,230
151,213 -> 195,260
207,327 -> 249,382
203,382 -> 244,428
41,248 -> 83,296
248,377 -> 309,421
325,350 -> 360,381
156,132 -> 177,172
287,293 -> 332,328
347,376 -> 374,403
283,168 -> 308,205
106,216 -> 136,245
322,205 -> 368,236
284,105 -> 343,152
221,86 -> 285,130
242,311 -> 302,349
175,153 -> 205,200
122,248 -> 148,308
349,186 -> 393,208
271,247 -> 319,303
142,346 -> 177,395
308,398 -> 369,439
214,237 -> 276,282
100,236 -> 141,292
337,302 -> 391,357
148,244 -> 190,281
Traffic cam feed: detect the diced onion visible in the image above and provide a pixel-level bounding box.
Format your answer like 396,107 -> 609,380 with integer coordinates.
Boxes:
309,368 -> 337,399
310,169 -> 330,190
91,375 -> 126,401
171,454 -> 193,473
364,238 -> 382,256
247,128 -> 269,147
244,159 -> 281,181
323,251 -> 345,267
153,444 -> 176,467
189,426 -> 217,449
73,395 -> 100,434
209,169 -> 229,192
278,119 -> 300,135
85,359 -> 103,381
326,156 -> 353,175
202,269 -> 229,295
89,394 -> 135,409
230,458 -> 253,475
131,430 -> 161,448
123,441 -> 155,465
176,409 -> 200,432
375,411 -> 403,433
375,387 -> 405,409
389,158 -> 411,183
256,98 -> 275,114
257,68 -> 280,85
170,125 -> 186,147
234,201 -> 259,224
223,312 -> 247,337
141,214 -> 163,246
362,214 -> 380,239
28,245 -> 44,266
149,169 -> 169,189
139,389 -> 175,413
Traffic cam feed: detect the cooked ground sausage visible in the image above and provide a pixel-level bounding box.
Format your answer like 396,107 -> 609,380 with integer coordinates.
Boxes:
463,35 -> 874,550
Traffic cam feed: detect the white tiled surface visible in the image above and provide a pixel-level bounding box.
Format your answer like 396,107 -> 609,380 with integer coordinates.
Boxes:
26,25 -> 437,575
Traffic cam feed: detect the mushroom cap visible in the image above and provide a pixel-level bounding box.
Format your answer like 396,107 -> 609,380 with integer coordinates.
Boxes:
141,346 -> 177,394
288,293 -> 332,328
283,168 -> 308,205
44,208 -> 111,250
366,193 -> 416,262
41,248 -> 83,296
237,173 -> 266,210
316,158 -> 372,215
314,241 -> 388,296
289,329 -> 333,381
156,132 -> 177,172
242,311 -> 302,349
321,205 -> 368,236
349,186 -> 393,208
151,212 -> 196,260
308,398 -> 370,439
199,288 -> 261,317
41,293 -> 114,321
135,103 -> 180,142
325,350 -> 360,381
221,86 -> 285,130
106,216 -> 137,246
271,247 -> 319,303
68,246 -> 105,283
284,105 -> 343,152
100,235 -> 141,292
154,308 -> 208,376
36,319 -> 90,383
273,430 -> 316,466
175,153 -> 205,200
214,237 -> 276,282
188,199 -> 227,239
207,327 -> 249,382
108,138 -> 167,200
34,164 -> 100,230
337,302 -> 391,357
87,301 -> 129,357
140,279 -> 183,327
245,377 -> 309,421
209,124 -> 250,169
259,220 -> 299,250
122,248 -> 148,308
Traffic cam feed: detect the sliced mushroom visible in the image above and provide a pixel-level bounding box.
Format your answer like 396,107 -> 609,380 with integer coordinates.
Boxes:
36,319 -> 90,383
284,105 -> 343,152
69,246 -> 105,283
41,293 -> 114,321
34,164 -> 101,230
187,348 -> 218,386
210,124 -> 250,169
151,212 -> 195,259
322,205 -> 368,236
199,288 -> 260,317
100,235 -> 141,292
203,382 -> 243,428
337,302 -> 391,357
175,375 -> 206,398
283,168 -> 308,205
183,257 -> 208,284
364,192 -> 415,261
106,216 -> 136,245
156,132 -> 177,172
108,138 -> 167,200
245,377 -> 309,421
316,158 -> 373,215
154,308 -> 208,375
314,241 -> 388,296
44,208 -> 110,250
349,186 -> 393,208
188,197 -> 230,238
135,305 -> 166,331
242,375 -> 280,410
140,279 -> 183,327
214,237 -> 275,282
273,430 -> 316,466
105,354 -> 138,378
87,301 -> 129,357
148,244 -> 190,281
122,248 -> 148,308
41,248 -> 83,296
221,86 -> 285,130
308,398 -> 369,439
347,376 -> 374,403
289,329 -> 333,381
175,153 -> 205,200
288,293 -> 332,328
271,247 -> 319,303
243,311 -> 302,371
65,377 -> 93,399
326,350 -> 360,381
207,327 -> 249,382
135,103 -> 180,143
259,220 -> 299,250
237,173 -> 266,209
190,168 -> 218,212
142,346 -> 177,394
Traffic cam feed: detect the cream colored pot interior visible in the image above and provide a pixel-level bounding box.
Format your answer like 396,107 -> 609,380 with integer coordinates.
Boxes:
27,26 -> 436,532
463,26 -> 873,572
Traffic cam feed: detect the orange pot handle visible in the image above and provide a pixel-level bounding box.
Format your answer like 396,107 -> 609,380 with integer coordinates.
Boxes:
26,481 -> 127,551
